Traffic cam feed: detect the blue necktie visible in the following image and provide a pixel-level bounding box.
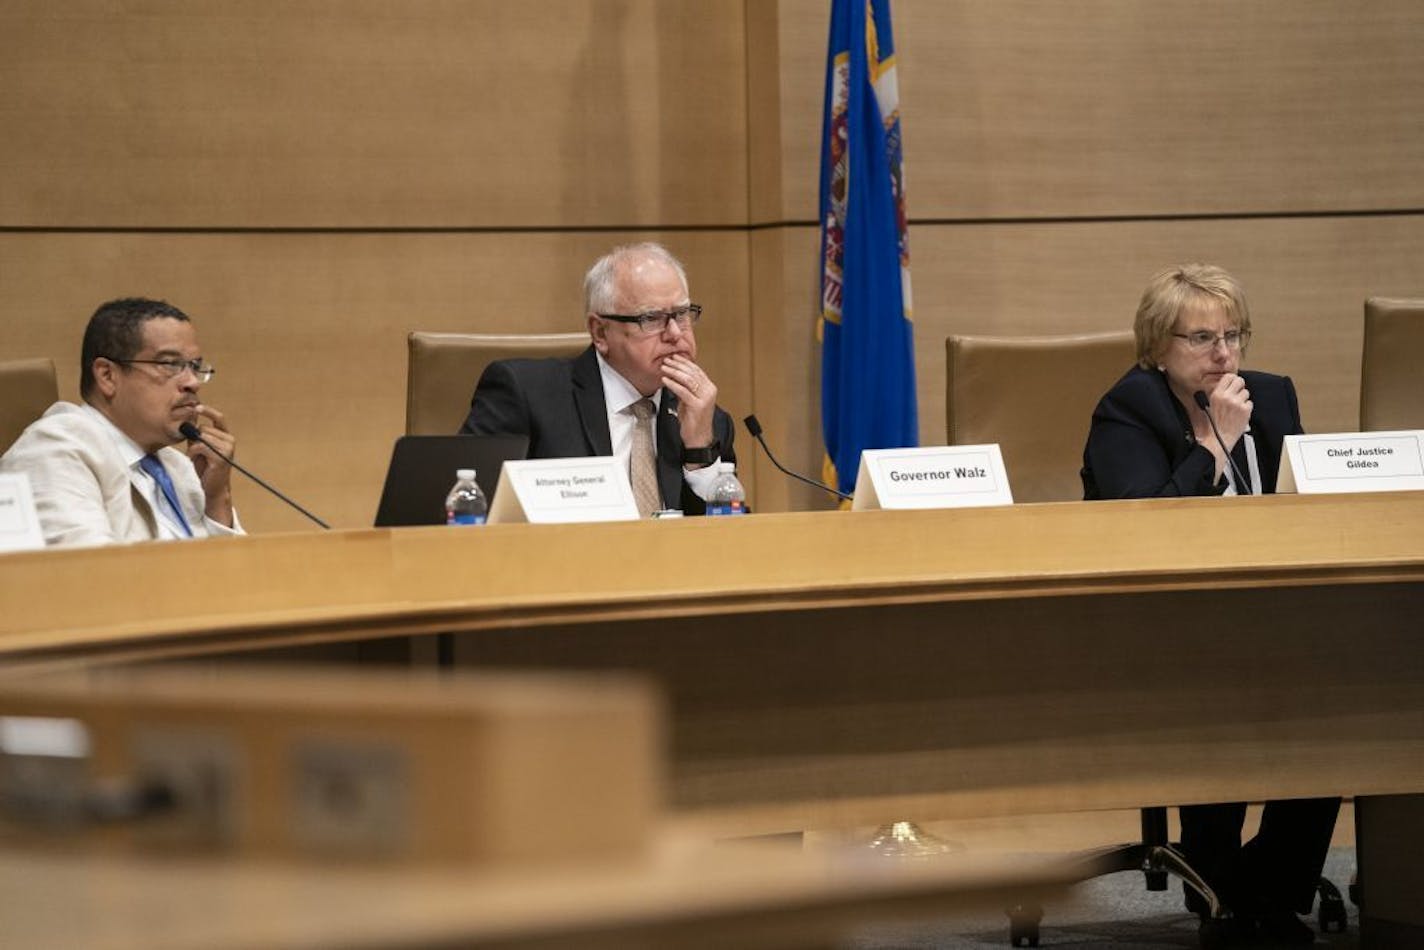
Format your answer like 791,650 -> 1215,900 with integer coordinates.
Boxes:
139,454 -> 193,537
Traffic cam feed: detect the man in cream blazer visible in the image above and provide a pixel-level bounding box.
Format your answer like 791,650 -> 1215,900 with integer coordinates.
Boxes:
0,298 -> 242,548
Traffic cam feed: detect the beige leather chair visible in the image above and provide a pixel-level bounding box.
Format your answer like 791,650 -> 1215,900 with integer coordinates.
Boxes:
1360,297 -> 1424,431
406,331 -> 590,435
0,357 -> 59,454
945,331 -> 1135,503
946,331 -> 1238,941
947,331 -> 1351,939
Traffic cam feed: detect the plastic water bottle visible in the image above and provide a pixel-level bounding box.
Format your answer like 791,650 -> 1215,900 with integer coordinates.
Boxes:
706,462 -> 746,516
444,468 -> 487,525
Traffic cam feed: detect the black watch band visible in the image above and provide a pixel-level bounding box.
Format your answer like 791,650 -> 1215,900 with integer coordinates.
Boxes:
681,443 -> 719,466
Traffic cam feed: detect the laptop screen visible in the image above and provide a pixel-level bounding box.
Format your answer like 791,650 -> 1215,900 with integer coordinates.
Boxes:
373,434 -> 529,527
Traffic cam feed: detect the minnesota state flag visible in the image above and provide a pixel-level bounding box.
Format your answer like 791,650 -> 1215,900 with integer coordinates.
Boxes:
819,0 -> 917,498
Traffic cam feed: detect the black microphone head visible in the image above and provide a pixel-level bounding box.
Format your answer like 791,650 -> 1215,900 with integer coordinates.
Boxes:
743,414 -> 763,438
178,421 -> 202,440
1192,391 -> 1210,411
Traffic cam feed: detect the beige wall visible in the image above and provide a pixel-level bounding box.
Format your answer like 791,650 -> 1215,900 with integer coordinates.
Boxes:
751,0 -> 1424,510
3,1 -> 1421,527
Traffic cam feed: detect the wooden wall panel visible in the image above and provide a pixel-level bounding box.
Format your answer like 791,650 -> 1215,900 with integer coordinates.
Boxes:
745,0 -> 786,225
748,228 -> 831,515
0,232 -> 753,530
0,0 -> 748,227
768,0 -> 1424,221
756,215 -> 1424,510
6,0 -> 1423,526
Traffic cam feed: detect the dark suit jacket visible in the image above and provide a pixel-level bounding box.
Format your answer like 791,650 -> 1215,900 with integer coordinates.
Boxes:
459,345 -> 736,515
1081,366 -> 1302,500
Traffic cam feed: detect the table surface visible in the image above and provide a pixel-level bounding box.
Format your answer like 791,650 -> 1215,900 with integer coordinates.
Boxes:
3,491 -> 1422,668
4,492 -> 1424,835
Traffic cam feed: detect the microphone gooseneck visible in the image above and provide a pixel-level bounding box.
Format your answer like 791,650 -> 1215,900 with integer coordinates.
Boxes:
1191,392 -> 1252,496
741,414 -> 852,502
179,422 -> 332,529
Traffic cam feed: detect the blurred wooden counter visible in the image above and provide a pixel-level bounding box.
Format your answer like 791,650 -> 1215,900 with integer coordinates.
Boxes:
0,833 -> 1072,950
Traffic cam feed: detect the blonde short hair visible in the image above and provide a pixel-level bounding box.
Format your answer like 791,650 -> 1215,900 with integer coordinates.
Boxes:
1133,263 -> 1252,369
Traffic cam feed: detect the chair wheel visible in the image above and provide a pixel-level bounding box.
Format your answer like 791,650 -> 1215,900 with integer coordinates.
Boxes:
1144,868 -> 1168,891
1007,903 -> 1042,947
1318,892 -> 1348,933
1317,876 -> 1342,902
1197,917 -> 1230,949
1315,876 -> 1348,933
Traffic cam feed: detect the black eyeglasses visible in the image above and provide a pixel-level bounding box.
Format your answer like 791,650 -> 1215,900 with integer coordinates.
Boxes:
105,357 -> 215,383
595,304 -> 702,336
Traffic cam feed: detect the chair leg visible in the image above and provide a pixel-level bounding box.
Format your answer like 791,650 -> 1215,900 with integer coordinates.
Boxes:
1146,843 -> 1225,918
1005,841 -> 1227,947
1141,805 -> 1170,891
1059,839 -> 1226,918
1001,808 -> 1228,947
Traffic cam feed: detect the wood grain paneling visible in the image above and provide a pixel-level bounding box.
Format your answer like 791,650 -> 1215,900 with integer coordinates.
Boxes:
0,231 -> 753,530
769,0 -> 1424,222
0,0 -> 748,228
6,0 -> 1423,523
756,214 -> 1424,509
748,228 -> 834,514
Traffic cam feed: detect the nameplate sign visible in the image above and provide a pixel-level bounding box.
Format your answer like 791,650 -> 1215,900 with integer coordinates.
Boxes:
0,474 -> 45,553
852,445 -> 1014,511
1277,431 -> 1424,494
488,457 -> 640,524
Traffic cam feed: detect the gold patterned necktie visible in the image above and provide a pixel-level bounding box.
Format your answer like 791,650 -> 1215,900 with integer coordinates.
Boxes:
629,398 -> 661,517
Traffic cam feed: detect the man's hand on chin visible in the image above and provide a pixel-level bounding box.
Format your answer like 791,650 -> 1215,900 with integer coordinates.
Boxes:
660,354 -> 717,459
185,404 -> 237,527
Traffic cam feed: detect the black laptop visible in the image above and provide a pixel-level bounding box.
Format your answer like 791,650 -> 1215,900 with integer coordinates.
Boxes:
373,434 -> 529,527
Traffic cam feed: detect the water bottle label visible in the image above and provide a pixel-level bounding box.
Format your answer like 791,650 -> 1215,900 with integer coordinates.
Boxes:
706,502 -> 745,516
447,513 -> 487,526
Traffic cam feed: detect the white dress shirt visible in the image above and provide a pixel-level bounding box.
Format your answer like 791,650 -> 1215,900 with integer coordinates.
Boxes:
594,352 -> 719,503
81,405 -> 195,540
0,400 -> 242,547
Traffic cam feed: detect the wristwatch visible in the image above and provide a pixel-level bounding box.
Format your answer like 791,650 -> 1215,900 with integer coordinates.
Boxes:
681,443 -> 719,466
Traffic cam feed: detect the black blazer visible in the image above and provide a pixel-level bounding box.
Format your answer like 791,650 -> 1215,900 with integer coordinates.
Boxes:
1081,366 -> 1302,500
459,345 -> 736,515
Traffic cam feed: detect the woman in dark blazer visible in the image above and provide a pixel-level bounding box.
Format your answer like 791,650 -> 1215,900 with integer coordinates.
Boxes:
1081,264 -> 1338,945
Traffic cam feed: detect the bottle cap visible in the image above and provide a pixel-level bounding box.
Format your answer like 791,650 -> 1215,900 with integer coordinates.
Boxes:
456,468 -> 476,480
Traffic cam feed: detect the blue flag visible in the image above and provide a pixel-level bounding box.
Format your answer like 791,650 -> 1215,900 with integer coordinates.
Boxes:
819,0 -> 917,498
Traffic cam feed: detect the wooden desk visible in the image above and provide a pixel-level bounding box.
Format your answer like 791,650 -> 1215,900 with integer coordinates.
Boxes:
4,493 -> 1424,941
2,493 -> 1423,829
3,491 -> 1422,664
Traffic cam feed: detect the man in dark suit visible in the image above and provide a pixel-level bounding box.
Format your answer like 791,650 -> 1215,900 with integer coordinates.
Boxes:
460,242 -> 735,516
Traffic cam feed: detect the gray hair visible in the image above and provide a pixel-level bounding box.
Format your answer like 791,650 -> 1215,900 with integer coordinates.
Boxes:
583,242 -> 689,315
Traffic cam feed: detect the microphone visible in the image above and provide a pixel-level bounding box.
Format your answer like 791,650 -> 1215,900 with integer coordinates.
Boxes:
179,422 -> 332,529
1191,392 -> 1252,495
742,414 -> 852,502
